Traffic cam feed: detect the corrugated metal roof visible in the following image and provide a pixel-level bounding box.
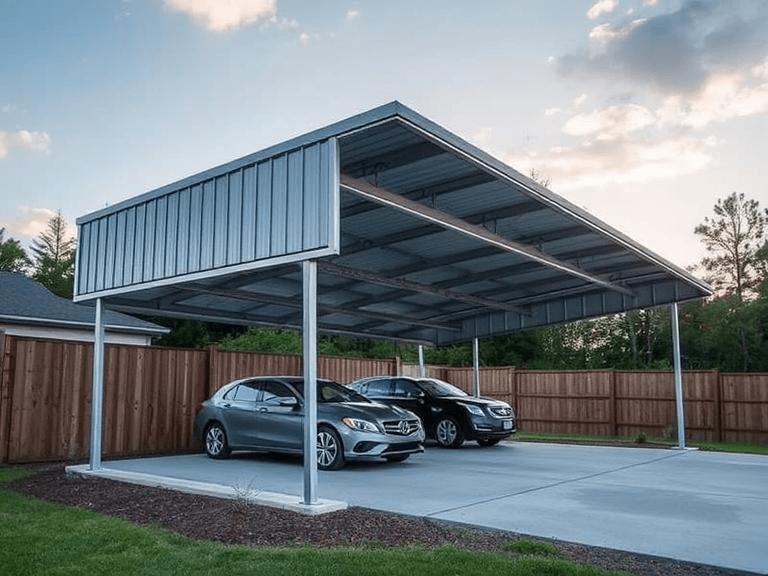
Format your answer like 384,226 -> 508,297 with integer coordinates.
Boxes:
74,102 -> 711,345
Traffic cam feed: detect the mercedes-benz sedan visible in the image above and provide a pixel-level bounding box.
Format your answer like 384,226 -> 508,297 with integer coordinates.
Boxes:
194,376 -> 424,470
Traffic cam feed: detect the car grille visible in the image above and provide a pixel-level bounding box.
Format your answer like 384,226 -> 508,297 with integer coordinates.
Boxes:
383,419 -> 421,436
490,406 -> 513,418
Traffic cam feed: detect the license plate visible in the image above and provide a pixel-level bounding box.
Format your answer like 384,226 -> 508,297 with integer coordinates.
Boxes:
502,420 -> 512,430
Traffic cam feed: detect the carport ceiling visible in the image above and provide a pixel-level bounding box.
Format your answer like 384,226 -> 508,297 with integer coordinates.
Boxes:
74,102 -> 711,345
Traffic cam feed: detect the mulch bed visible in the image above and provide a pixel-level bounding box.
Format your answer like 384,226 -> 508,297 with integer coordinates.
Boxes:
7,465 -> 746,576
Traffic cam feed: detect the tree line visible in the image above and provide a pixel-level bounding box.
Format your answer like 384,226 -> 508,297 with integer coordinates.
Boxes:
3,193 -> 767,371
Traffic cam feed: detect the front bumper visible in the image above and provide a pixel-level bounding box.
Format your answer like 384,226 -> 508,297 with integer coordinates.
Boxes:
467,415 -> 517,440
337,419 -> 425,461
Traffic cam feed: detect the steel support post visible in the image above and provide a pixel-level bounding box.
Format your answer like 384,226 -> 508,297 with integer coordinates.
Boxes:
302,260 -> 319,504
473,337 -> 480,397
418,345 -> 425,378
671,302 -> 686,449
89,298 -> 105,470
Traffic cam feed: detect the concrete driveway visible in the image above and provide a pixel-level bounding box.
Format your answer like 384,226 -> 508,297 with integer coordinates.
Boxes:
69,442 -> 768,574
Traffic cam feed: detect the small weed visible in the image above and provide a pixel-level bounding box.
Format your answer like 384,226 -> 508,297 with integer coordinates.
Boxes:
634,432 -> 647,444
502,538 -> 560,557
447,527 -> 481,542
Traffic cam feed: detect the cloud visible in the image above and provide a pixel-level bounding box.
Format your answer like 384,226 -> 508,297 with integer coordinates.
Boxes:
0,130 -> 51,159
587,0 -> 619,20
562,103 -> 656,140
559,0 -> 768,95
657,67 -> 768,128
162,0 -> 276,32
346,8 -> 360,21
0,207 -> 62,241
507,134 -> 716,192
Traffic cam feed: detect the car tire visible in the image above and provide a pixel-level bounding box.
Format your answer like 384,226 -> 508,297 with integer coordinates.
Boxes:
477,438 -> 502,447
435,417 -> 464,448
317,426 -> 345,470
384,454 -> 410,463
204,422 -> 231,459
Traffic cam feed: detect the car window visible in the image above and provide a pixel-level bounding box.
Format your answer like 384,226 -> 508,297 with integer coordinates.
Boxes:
260,380 -> 296,404
233,383 -> 260,402
394,379 -> 421,398
364,378 -> 393,396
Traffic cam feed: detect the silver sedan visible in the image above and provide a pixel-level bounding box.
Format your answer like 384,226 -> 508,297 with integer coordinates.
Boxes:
193,376 -> 424,470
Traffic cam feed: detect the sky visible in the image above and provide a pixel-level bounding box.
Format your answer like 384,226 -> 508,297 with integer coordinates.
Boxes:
1,0 -> 767,272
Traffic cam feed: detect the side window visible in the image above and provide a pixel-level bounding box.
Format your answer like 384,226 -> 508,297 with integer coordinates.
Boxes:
365,378 -> 393,396
234,383 -> 259,402
394,379 -> 420,398
223,385 -> 239,401
260,380 -> 297,404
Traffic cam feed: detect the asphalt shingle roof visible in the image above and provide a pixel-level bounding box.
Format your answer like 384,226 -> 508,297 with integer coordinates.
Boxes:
0,271 -> 168,335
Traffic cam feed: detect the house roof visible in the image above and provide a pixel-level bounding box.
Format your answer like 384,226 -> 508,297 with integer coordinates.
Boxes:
0,272 -> 169,336
74,102 -> 711,344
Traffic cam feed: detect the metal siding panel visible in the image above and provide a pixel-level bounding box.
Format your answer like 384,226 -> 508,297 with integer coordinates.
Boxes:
176,188 -> 190,276
95,218 -> 108,291
271,154 -> 288,255
214,175 -> 229,268
201,180 -> 215,269
303,143 -> 320,249
287,149 -> 304,253
104,214 -> 117,290
256,160 -> 272,258
188,184 -> 203,273
113,211 -> 126,288
133,204 -> 146,284
143,200 -> 156,283
87,221 -> 99,293
154,196 -> 168,280
78,222 -> 92,294
227,169 -> 243,265
324,138 -> 339,251
242,165 -> 257,261
123,207 -> 136,285
165,193 -> 179,278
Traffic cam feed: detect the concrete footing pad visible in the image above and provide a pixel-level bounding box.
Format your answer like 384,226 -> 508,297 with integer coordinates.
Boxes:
65,464 -> 348,516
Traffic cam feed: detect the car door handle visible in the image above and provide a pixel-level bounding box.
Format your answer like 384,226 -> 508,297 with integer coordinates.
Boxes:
258,407 -> 268,413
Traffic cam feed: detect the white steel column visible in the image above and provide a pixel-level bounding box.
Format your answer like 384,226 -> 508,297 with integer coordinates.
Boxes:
671,302 -> 686,449
89,298 -> 105,470
473,338 -> 480,397
302,260 -> 319,505
418,345 -> 425,378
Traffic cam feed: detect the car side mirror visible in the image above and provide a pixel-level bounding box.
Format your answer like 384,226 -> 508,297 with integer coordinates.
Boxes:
278,397 -> 299,409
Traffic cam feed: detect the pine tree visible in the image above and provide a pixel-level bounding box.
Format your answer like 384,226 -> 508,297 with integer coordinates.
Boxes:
31,211 -> 76,298
694,192 -> 767,300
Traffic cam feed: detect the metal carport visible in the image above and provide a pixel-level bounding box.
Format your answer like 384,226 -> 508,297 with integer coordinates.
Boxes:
74,101 -> 711,508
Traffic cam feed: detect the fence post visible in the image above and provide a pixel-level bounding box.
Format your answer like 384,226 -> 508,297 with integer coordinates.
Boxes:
206,344 -> 219,397
714,370 -> 723,443
0,335 -> 14,464
610,370 -> 618,437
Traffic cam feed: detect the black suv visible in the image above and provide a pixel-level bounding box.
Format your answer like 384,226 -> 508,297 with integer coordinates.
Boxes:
348,376 -> 516,448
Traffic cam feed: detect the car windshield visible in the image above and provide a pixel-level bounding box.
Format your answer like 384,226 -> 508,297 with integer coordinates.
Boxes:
418,378 -> 468,397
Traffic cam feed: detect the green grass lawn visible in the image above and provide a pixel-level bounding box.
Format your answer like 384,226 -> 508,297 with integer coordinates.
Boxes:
0,468 -> 632,576
514,432 -> 768,455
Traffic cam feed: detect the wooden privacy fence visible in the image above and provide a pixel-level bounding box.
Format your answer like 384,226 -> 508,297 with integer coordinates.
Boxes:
1,335 -> 766,463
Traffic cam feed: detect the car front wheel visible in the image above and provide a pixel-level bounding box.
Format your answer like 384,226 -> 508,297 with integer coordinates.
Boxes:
435,417 -> 464,448
204,423 -> 231,459
317,426 -> 345,470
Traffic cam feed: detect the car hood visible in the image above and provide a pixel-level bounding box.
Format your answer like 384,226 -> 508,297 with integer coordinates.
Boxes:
318,401 -> 415,421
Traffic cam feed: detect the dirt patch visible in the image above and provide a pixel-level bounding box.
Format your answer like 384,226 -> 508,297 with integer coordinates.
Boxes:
8,466 -> 743,576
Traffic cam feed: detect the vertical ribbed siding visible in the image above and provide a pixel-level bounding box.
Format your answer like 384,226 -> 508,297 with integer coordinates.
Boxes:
76,139 -> 335,296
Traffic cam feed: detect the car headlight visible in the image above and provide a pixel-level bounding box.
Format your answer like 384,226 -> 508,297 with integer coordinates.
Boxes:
459,403 -> 484,417
341,417 -> 380,433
